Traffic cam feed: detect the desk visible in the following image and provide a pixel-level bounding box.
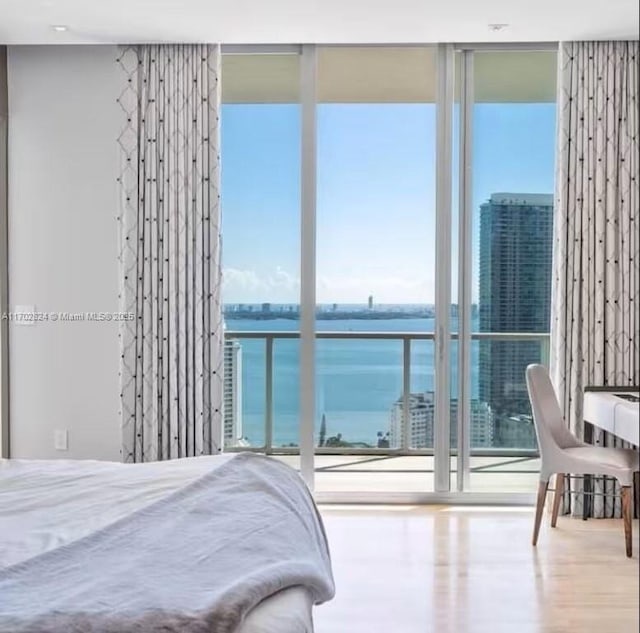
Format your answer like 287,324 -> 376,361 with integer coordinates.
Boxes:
583,388 -> 639,445
582,388 -> 639,519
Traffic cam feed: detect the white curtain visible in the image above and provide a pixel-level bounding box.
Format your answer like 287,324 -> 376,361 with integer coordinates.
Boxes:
117,44 -> 223,462
551,41 -> 639,516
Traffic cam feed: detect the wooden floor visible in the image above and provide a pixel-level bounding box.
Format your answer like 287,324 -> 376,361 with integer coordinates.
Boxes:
314,506 -> 639,633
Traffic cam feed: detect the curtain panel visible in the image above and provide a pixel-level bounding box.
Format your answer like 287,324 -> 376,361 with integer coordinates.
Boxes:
117,44 -> 223,462
551,41 -> 639,516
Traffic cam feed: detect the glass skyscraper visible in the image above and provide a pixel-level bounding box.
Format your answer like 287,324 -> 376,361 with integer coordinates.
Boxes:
478,193 -> 553,447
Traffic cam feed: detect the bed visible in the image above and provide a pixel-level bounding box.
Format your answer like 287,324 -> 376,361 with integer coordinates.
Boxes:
0,452 -> 334,633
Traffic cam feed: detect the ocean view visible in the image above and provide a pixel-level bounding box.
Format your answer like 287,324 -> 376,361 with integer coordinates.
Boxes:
227,315 -> 480,447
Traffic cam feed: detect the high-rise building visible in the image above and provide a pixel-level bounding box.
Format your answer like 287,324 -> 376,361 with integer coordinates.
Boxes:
478,193 -> 553,446
450,399 -> 495,448
389,392 -> 434,448
223,338 -> 243,447
389,392 -> 494,449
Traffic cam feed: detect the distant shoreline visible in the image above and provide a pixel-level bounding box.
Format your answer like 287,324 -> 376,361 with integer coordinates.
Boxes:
224,311 -> 437,321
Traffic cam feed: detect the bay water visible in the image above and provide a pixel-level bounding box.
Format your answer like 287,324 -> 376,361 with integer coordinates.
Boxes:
228,317 -> 480,447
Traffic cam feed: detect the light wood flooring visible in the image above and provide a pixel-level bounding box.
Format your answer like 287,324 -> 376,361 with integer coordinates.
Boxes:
314,505 -> 639,633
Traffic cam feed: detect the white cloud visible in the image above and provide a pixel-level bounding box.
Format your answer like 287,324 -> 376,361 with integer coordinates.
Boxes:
223,267 -> 300,303
223,267 -> 435,304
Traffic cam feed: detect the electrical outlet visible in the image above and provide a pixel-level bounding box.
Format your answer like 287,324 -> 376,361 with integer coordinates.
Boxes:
54,429 -> 68,451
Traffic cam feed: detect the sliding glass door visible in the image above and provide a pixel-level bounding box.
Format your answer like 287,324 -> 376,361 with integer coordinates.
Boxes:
454,48 -> 557,494
220,51 -> 302,474
313,46 -> 439,495
220,44 -> 558,501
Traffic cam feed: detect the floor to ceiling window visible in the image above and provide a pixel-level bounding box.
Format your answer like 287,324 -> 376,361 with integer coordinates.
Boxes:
314,46 -> 438,494
220,52 -> 301,466
221,44 -> 558,501
455,49 -> 557,493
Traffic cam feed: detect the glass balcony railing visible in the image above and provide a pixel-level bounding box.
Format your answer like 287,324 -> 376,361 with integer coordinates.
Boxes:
223,331 -> 550,456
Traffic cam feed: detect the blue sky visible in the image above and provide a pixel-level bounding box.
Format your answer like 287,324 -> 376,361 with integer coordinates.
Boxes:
221,102 -> 556,305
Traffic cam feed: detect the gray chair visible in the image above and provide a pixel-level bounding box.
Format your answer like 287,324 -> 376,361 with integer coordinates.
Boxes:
526,364 -> 639,557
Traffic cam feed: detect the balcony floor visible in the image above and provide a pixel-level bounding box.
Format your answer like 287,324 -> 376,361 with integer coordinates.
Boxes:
273,454 -> 541,495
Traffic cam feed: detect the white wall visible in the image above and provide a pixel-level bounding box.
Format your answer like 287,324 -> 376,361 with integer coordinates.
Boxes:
0,47 -> 8,458
8,45 -> 121,460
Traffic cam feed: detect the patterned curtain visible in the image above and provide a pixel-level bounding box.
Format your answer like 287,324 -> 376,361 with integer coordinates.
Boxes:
116,44 -> 223,462
551,41 -> 639,517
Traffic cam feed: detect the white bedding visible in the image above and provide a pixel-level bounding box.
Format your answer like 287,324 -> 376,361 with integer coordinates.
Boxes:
0,453 -> 332,633
0,455 -> 236,569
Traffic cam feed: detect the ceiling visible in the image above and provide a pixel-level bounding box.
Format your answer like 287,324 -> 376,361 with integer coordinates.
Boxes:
0,0 -> 637,45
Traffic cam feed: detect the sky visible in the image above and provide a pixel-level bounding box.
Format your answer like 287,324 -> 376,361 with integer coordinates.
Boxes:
221,101 -> 556,305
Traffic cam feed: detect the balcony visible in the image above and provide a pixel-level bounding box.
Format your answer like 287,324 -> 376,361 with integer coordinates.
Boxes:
223,330 -> 549,497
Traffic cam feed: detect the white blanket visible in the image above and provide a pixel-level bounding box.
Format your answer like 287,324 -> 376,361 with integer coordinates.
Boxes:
0,453 -> 334,633
0,454 -> 237,569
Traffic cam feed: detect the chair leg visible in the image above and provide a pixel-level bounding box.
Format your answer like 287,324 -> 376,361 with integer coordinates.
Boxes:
582,474 -> 591,520
621,486 -> 632,558
551,473 -> 565,528
533,479 -> 549,546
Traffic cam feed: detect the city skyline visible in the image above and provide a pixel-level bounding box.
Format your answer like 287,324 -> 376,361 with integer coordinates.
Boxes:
220,192 -> 553,451
221,96 -> 556,451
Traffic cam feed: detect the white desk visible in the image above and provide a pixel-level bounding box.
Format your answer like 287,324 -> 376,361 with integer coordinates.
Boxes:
583,389 -> 639,446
